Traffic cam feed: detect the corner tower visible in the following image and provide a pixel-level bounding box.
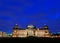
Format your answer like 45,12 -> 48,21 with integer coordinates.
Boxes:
12,24 -> 19,37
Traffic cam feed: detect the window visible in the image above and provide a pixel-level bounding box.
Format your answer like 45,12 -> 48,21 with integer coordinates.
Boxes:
13,35 -> 16,37
14,30 -> 16,32
45,31 -> 47,33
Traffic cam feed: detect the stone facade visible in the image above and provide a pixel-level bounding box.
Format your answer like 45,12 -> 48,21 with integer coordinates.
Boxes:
12,24 -> 51,37
0,31 -> 6,37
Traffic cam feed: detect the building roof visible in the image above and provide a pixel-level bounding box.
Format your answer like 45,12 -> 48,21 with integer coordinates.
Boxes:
27,25 -> 34,28
13,24 -> 19,30
50,33 -> 60,36
43,24 -> 48,30
18,28 -> 25,30
26,24 -> 36,29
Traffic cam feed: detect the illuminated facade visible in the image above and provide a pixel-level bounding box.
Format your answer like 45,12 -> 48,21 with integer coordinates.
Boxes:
0,31 -> 2,37
0,31 -> 6,37
12,24 -> 51,37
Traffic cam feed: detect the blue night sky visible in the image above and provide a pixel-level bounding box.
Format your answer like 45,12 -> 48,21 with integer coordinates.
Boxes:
0,0 -> 60,34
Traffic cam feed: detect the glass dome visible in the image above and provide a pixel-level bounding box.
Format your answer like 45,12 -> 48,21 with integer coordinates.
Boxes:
27,25 -> 34,29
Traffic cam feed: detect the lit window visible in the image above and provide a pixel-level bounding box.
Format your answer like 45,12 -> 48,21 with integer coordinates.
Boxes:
14,30 -> 16,32
13,35 -> 16,37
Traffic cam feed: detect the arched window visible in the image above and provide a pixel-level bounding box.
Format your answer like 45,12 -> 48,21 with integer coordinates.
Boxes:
45,31 -> 47,33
